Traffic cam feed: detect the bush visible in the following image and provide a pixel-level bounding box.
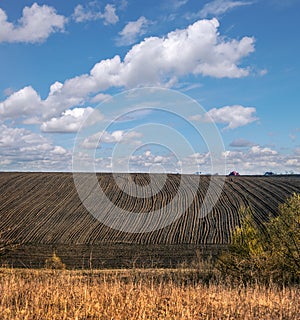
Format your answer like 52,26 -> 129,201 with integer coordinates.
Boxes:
45,252 -> 66,270
218,193 -> 300,284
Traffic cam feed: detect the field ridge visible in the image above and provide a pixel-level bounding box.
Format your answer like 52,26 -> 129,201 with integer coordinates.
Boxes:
1,172 -> 300,268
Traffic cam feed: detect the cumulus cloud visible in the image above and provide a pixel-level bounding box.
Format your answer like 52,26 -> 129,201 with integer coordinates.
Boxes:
90,93 -> 112,103
42,80 -> 89,119
117,16 -> 150,46
185,152 -> 211,165
0,124 -> 52,150
125,150 -> 219,173
0,18 -> 255,121
73,4 -> 95,22
85,17 -> 254,89
205,105 -> 258,130
89,147 -> 300,174
250,145 -> 278,155
51,145 -> 67,155
0,3 -> 67,43
82,130 -> 142,149
102,4 -> 119,25
0,86 -> 43,120
73,3 -> 119,25
41,107 -> 104,133
118,18 -> 254,84
0,124 -> 70,170
222,145 -> 300,174
189,105 -> 258,130
91,149 -> 180,173
199,0 -> 253,18
128,150 -> 177,172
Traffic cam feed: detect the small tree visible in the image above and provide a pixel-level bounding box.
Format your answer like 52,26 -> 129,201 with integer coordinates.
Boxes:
218,193 -> 300,284
217,207 -> 270,283
267,194 -> 300,279
45,252 -> 66,270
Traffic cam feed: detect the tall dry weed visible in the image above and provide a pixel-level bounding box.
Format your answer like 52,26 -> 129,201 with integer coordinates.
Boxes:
0,268 -> 299,319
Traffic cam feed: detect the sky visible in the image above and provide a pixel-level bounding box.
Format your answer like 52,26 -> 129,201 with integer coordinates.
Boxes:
0,0 -> 300,174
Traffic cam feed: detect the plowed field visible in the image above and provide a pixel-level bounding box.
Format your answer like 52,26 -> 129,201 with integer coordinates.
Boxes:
1,172 -> 300,268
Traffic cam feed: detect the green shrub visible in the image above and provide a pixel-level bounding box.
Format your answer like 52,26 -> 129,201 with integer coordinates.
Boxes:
218,193 -> 300,284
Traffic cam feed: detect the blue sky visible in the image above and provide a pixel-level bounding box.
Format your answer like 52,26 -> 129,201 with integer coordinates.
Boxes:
0,0 -> 299,174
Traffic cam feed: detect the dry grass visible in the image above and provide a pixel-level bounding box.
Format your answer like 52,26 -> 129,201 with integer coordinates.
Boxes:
0,268 -> 299,319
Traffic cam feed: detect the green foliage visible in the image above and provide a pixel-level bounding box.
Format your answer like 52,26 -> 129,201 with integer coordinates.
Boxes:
45,252 -> 66,270
218,193 -> 300,284
267,194 -> 300,277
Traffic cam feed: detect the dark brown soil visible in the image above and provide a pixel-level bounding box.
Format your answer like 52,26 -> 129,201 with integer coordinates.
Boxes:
1,172 -> 299,268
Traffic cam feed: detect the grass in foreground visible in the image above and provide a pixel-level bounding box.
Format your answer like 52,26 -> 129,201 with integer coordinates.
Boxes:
0,268 -> 299,320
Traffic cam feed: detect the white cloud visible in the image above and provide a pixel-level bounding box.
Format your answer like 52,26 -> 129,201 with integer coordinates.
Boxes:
172,0 -> 189,9
250,145 -> 278,155
0,86 -> 43,120
162,0 -> 189,10
41,107 -> 104,133
51,146 -> 67,155
123,18 -> 254,83
3,88 -> 14,97
117,16 -> 150,46
124,150 -> 215,173
222,145 -> 300,174
179,83 -> 203,92
204,105 -> 258,129
0,3 -> 67,43
79,17 -> 254,90
0,159 -> 11,166
0,125 -> 49,150
102,4 -> 119,25
73,4 -> 95,22
128,150 -> 176,172
188,114 -> 202,121
42,80 -> 89,118
93,147 -> 300,174
49,81 -> 63,95
82,130 -> 142,149
73,3 -> 119,25
186,152 -> 211,165
286,159 -> 299,166
101,130 -> 141,143
4,142 -> 299,174
199,0 -> 252,18
90,93 -> 112,103
294,149 -> 300,156
0,124 -> 70,171
0,18 -> 255,122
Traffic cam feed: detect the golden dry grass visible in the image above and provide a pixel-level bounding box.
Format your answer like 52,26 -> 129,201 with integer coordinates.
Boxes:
0,268 -> 299,319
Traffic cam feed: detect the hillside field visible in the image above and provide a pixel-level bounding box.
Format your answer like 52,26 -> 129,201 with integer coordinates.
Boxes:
1,172 -> 300,268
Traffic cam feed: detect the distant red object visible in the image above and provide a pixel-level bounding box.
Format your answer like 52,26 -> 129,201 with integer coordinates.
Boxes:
229,171 -> 240,176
